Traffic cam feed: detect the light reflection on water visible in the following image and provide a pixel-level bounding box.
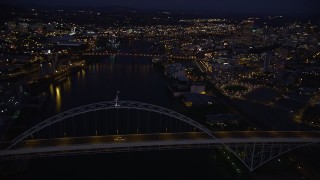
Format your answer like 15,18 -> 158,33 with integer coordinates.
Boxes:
49,83 -> 62,112
49,84 -> 54,97
44,55 -> 169,116
63,77 -> 72,93
55,86 -> 61,112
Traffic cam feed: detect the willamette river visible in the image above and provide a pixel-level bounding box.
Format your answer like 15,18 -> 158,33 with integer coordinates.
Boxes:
4,55 -> 312,179
2,55 -> 249,179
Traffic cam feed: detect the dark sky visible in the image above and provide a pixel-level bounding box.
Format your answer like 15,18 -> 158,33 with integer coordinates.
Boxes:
4,0 -> 320,14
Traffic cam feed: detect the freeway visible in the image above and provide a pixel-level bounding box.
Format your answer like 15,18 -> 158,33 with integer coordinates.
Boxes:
0,131 -> 319,162
212,131 -> 320,139
3,131 -> 320,151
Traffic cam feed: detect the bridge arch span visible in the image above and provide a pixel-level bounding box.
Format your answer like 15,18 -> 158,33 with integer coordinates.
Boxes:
7,101 -> 216,150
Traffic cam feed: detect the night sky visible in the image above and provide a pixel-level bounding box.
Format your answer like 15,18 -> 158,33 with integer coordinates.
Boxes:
4,0 -> 320,14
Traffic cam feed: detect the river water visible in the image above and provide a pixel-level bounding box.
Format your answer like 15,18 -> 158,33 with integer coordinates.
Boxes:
2,55 -> 247,179
46,55 -> 172,115
3,55 -> 313,179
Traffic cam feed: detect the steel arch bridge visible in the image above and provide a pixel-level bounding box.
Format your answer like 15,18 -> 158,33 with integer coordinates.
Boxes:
1,101 -> 320,172
7,101 -> 216,150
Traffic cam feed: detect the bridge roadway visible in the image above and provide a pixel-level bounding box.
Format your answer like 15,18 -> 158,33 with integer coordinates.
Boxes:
1,131 -> 320,160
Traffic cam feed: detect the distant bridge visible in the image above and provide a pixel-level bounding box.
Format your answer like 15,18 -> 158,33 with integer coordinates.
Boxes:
82,52 -> 197,60
1,101 -> 319,172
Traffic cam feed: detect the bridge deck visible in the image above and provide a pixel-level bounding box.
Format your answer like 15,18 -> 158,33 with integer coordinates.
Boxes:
0,131 -> 320,158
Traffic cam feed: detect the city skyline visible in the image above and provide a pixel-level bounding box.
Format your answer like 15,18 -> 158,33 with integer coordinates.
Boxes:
0,3 -> 320,179
3,0 -> 320,15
